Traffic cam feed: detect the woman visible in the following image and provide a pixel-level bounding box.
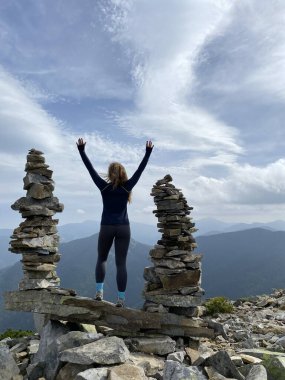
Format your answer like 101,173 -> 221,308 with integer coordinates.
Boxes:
77,137 -> 153,307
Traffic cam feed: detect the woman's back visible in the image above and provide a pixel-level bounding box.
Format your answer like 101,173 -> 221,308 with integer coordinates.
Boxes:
100,184 -> 130,225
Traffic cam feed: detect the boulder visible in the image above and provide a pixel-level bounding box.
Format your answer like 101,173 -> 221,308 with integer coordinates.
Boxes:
245,365 -> 267,380
126,336 -> 175,355
185,347 -> 200,365
75,368 -> 108,379
108,363 -> 147,380
205,351 -> 245,380
26,361 -> 46,380
56,363 -> 93,380
240,354 -> 262,364
191,343 -> 215,366
59,336 -> 129,365
33,313 -> 50,335
0,346 -> 20,379
275,335 -> 285,348
262,356 -> 285,380
128,352 -> 164,376
163,360 -> 207,380
57,331 -> 103,352
204,366 -> 233,379
239,348 -> 285,360
32,320 -> 70,380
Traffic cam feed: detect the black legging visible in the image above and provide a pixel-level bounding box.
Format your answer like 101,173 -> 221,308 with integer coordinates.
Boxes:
96,224 -> 131,292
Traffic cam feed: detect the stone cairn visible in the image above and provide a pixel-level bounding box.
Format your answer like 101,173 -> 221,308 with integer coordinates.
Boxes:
143,174 -> 203,316
9,149 -> 64,290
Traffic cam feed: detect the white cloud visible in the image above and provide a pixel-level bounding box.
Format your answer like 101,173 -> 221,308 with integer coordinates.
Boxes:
103,0 -> 242,161
0,67 -> 150,226
195,0 -> 285,102
0,67 -> 64,155
0,1 -> 133,100
2,0 -> 285,228
189,159 -> 285,206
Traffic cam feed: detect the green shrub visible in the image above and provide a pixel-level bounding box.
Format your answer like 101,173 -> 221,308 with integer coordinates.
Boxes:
204,296 -> 234,315
0,328 -> 34,340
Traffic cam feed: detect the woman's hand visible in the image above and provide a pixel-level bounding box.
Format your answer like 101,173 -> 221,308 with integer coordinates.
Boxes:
77,138 -> 86,151
146,140 -> 154,150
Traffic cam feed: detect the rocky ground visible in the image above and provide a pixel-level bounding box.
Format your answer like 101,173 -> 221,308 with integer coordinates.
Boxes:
1,289 -> 285,380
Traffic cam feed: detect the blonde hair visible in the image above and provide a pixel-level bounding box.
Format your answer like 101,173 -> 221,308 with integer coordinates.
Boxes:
106,162 -> 131,203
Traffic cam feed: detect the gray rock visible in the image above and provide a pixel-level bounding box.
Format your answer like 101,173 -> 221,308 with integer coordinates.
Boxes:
192,343 -> 215,366
0,346 -> 20,379
75,368 -> 108,380
26,361 -> 46,380
59,336 -> 129,365
9,341 -> 28,354
18,357 -> 29,374
233,330 -> 251,342
143,267 -> 161,283
27,183 -> 54,199
163,360 -> 207,380
57,331 -> 103,352
276,335 -> 285,348
128,352 -> 165,376
23,172 -> 54,189
55,363 -> 95,380
151,258 -> 186,269
245,365 -> 267,380
11,196 -> 63,212
262,356 -> 285,380
238,348 -> 285,359
34,319 -> 69,360
33,320 -> 70,380
0,337 -> 12,347
144,293 -> 201,307
33,313 -> 50,335
127,336 -> 175,356
108,363 -> 147,380
158,270 -> 201,291
206,319 -> 229,340
205,351 -> 245,380
204,366 -> 234,379
167,350 -> 185,363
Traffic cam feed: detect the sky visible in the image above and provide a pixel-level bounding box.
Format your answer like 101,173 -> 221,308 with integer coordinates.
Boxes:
1,0 -> 285,229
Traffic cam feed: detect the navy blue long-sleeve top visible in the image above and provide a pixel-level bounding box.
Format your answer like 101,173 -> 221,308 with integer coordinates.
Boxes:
78,145 -> 153,225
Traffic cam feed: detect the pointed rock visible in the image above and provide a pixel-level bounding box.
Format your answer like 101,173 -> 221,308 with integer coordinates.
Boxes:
245,365 -> 267,380
0,346 -> 20,379
204,351 -> 245,380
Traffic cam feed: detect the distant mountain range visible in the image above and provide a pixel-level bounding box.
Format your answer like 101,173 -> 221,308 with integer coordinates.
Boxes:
2,218 -> 285,270
0,234 -> 150,331
1,228 -> 285,332
0,220 -> 160,270
195,218 -> 285,236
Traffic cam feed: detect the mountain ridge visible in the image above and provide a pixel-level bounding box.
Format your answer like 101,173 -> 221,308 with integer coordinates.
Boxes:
2,228 -> 285,331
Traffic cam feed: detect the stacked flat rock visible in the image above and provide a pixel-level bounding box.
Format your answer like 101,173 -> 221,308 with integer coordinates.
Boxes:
9,149 -> 64,290
143,174 -> 204,316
